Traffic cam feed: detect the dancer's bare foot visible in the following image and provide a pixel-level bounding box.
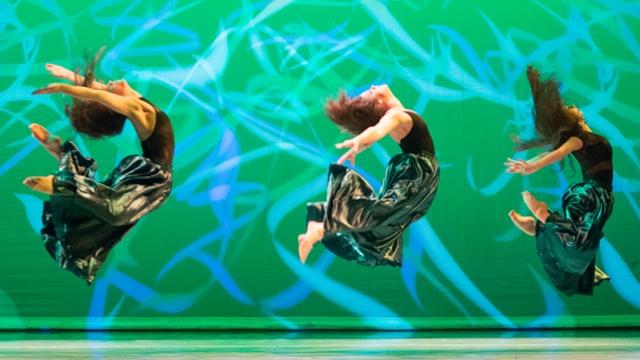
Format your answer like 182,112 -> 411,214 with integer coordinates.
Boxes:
522,191 -> 550,223
30,123 -> 61,159
23,175 -> 54,195
298,221 -> 324,263
508,210 -> 536,236
594,265 -> 610,286
298,234 -> 313,264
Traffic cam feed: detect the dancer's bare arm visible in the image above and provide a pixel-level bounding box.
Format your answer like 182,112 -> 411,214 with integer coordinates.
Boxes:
33,83 -> 156,140
505,137 -> 583,175
45,63 -> 109,91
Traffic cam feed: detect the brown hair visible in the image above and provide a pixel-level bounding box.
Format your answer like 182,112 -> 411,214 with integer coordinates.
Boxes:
516,66 -> 581,151
65,48 -> 126,139
324,91 -> 387,135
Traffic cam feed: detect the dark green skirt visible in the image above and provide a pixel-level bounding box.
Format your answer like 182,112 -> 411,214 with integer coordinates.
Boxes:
535,180 -> 614,296
41,141 -> 172,284
307,152 -> 439,266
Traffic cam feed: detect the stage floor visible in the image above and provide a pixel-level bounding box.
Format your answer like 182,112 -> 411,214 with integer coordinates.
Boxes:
0,330 -> 639,359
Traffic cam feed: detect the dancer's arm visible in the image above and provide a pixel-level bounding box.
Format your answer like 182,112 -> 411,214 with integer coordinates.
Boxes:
33,83 -> 156,140
45,63 -> 109,91
525,151 -> 549,164
506,137 -> 583,175
335,109 -> 411,165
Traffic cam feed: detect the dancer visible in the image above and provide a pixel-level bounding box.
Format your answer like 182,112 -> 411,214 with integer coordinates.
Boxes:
25,50 -> 174,284
298,85 -> 439,266
506,65 -> 613,296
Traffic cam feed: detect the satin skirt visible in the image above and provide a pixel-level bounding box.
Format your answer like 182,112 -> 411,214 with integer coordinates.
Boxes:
535,180 -> 614,296
41,141 -> 172,284
307,152 -> 439,266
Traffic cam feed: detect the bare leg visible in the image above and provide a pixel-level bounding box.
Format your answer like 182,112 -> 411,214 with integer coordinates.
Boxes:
298,220 -> 324,263
522,191 -> 550,223
30,123 -> 62,159
508,210 -> 536,236
23,175 -> 54,195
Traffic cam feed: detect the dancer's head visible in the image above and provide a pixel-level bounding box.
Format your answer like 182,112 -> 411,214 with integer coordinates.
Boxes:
65,48 -> 126,139
324,84 -> 399,135
517,67 -> 584,150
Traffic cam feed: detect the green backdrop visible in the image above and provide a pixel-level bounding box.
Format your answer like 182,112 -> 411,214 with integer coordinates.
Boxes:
1,0 -> 638,330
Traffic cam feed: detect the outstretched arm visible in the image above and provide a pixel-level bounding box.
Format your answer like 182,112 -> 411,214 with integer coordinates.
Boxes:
335,109 -> 411,165
45,63 -> 109,91
33,83 -> 156,140
523,151 -> 549,164
506,137 -> 583,175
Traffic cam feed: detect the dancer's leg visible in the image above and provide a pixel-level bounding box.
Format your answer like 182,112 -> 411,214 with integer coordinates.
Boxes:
298,220 -> 324,263
522,191 -> 550,223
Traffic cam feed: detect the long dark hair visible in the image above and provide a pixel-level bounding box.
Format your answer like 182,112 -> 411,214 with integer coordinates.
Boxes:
516,66 -> 582,151
324,90 -> 387,135
65,47 -> 126,139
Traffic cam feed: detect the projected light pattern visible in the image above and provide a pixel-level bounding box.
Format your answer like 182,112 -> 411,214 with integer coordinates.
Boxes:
0,0 -> 638,329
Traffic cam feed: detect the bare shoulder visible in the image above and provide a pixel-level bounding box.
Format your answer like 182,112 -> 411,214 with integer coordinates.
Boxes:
562,136 -> 584,153
383,109 -> 413,141
388,108 -> 411,120
121,96 -> 157,140
129,96 -> 156,113
383,108 -> 411,128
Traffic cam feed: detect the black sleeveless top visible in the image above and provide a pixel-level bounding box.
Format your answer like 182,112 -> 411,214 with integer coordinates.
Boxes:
399,110 -> 435,155
563,130 -> 613,187
140,97 -> 174,167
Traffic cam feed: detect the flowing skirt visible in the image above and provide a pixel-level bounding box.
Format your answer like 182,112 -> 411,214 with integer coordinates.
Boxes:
535,180 -> 614,296
307,152 -> 439,266
41,141 -> 172,284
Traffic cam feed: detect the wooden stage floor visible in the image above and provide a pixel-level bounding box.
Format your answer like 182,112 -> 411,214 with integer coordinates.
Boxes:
0,330 -> 638,359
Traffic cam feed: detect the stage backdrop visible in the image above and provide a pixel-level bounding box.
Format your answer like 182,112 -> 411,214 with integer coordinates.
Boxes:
1,0 -> 638,330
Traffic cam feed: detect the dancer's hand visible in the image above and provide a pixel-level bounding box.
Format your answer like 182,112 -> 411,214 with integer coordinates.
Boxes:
336,138 -> 367,165
337,148 -> 357,165
45,63 -> 76,81
505,157 -> 531,174
32,83 -> 66,95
